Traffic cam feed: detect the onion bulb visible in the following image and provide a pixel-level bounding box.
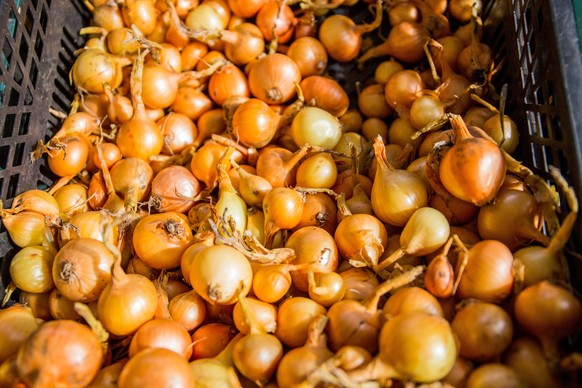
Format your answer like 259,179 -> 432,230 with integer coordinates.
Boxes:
17,320 -> 103,387
189,244 -> 253,305
514,281 -> 582,359
371,137 -> 428,226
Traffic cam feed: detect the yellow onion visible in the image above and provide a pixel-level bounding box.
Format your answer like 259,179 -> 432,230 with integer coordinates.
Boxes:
52,238 -> 115,302
10,245 -> 55,293
371,137 -> 427,226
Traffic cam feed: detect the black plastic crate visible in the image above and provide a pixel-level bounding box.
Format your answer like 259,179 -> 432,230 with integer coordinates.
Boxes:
0,0 -> 581,299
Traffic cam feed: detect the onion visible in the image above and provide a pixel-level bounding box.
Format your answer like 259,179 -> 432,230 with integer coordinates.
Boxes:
276,315 -> 333,387
189,244 -> 253,305
232,98 -> 280,148
215,147 -> 248,234
169,290 -> 207,332
288,37 -> 328,78
439,114 -> 506,206
285,226 -> 339,292
290,106 -> 343,149
189,333 -> 242,387
326,266 -> 424,353
71,49 -> 130,93
256,145 -> 311,187
456,240 -> 514,302
384,69 -> 424,115
308,271 -> 346,307
9,245 -> 55,293
358,83 -> 393,119
0,305 -> 39,363
347,312 -> 457,384
98,221 -> 158,336
49,288 -> 81,320
157,112 -> 197,155
252,263 -> 305,303
233,296 -> 277,334
383,287 -> 444,318
228,0 -> 267,18
263,187 -> 305,247
334,195 -> 388,268
60,210 -> 119,247
0,210 -> 47,248
17,320 -> 103,387
115,51 -> 163,160
43,132 -> 90,177
19,291 -> 52,320
10,189 -> 59,217
88,359 -> 127,388
208,62 -> 250,106
340,267 -> 379,301
514,170 -> 577,286
296,153 -> 338,189
514,281 -> 582,359
503,337 -> 559,388
232,293 -> 284,383
358,21 -> 428,66
255,0 -> 295,43
52,238 -> 115,302
466,363 -> 525,388
232,161 -> 272,208
376,207 -> 450,273
133,212 -> 194,270
301,76 -> 349,117
371,137 -> 427,226
318,0 -> 383,62
452,301 -> 513,361
248,53 -> 301,105
151,166 -> 201,213
118,348 -> 195,387
477,188 -> 549,251
129,318 -> 193,359
191,323 -> 236,360
276,297 -> 326,349
171,84 -> 213,121
220,22 -> 265,66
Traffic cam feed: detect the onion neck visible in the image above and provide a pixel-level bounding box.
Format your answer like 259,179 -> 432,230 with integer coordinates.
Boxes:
364,265 -> 424,313
450,114 -> 473,141
219,29 -> 239,45
305,314 -> 329,348
237,293 -> 261,335
214,333 -> 244,367
129,50 -> 148,118
373,137 -> 395,172
354,0 -> 383,34
346,357 -> 400,384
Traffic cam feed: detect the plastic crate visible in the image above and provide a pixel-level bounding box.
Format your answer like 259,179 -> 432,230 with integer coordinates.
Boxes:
0,0 -> 581,299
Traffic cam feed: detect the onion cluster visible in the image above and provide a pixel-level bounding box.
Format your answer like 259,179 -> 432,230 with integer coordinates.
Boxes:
0,0 -> 580,387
